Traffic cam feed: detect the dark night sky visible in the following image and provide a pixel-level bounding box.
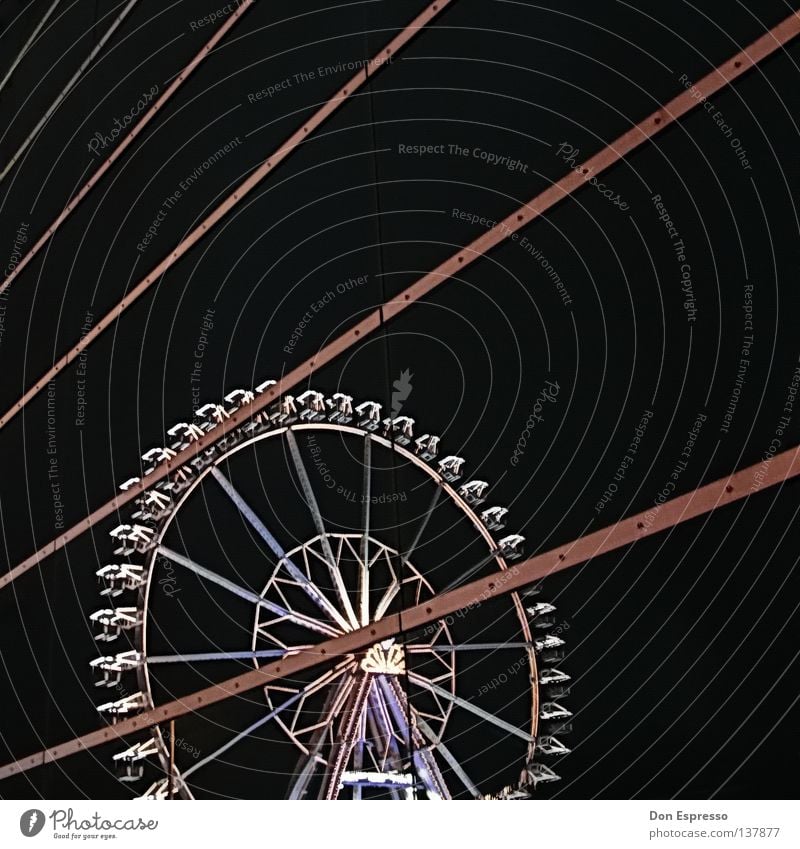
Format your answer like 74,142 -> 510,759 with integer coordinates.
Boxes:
0,0 -> 799,800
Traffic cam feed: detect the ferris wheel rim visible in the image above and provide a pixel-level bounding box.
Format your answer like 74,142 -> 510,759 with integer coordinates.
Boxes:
119,415 -> 538,799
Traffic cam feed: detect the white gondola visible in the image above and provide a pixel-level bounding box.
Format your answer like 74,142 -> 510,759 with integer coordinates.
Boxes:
480,505 -> 508,530
90,607 -> 140,641
539,667 -> 570,685
132,490 -> 172,523
109,523 -> 155,555
383,415 -> 415,444
97,691 -> 147,720
458,480 -> 488,505
438,455 -> 465,481
113,740 -> 159,783
89,651 -> 141,687
166,421 -> 204,451
414,433 -> 440,460
195,403 -> 230,432
536,736 -> 571,756
297,390 -> 327,421
498,533 -> 525,560
355,400 -> 382,430
533,634 -> 565,652
96,563 -> 145,597
527,601 -> 556,619
141,446 -> 177,475
523,762 -> 561,788
224,388 -> 255,412
327,393 -> 354,422
539,701 -> 572,720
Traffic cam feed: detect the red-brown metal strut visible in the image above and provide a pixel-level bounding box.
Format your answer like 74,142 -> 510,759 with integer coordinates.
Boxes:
0,0 -> 454,432
1,7 -> 799,591
0,443 -> 797,780
0,0 -> 256,299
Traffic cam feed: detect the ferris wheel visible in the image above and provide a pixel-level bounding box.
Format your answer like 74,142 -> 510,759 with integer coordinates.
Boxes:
88,385 -> 571,799
2,0 -> 798,804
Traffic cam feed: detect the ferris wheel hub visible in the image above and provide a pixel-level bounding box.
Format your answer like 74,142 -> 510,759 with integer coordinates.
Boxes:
360,639 -> 406,675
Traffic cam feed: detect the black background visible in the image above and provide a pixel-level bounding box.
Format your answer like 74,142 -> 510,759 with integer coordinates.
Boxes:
0,0 -> 799,799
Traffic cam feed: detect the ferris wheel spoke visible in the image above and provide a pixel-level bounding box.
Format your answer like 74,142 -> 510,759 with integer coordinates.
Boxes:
441,551 -> 497,594
0,0 -> 62,97
407,642 -> 537,653
379,676 -> 451,800
182,663 -> 348,780
321,673 -> 374,799
368,685 -> 405,768
412,709 -> 481,799
286,429 -> 360,629
408,673 -> 533,743
402,486 -> 442,564
147,649 -> 305,664
359,435 -> 372,626
351,700 -> 368,800
335,680 -> 410,798
288,673 -> 350,800
373,574 -> 401,622
157,545 -> 338,638
364,688 -> 413,799
210,466 -> 351,632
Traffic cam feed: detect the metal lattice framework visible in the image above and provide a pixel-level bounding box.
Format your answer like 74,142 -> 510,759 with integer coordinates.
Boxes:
0,0 -> 800,798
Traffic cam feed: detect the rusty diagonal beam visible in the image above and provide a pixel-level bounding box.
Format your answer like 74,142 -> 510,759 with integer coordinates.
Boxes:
2,7 -> 798,592
0,0 -> 454,431
0,4 -> 457,585
1,4 -> 800,782
0,0 -> 257,299
1,442 -> 798,779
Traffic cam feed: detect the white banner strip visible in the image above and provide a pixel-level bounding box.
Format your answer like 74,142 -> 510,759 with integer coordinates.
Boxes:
1,800 -> 797,848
